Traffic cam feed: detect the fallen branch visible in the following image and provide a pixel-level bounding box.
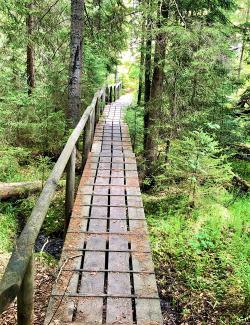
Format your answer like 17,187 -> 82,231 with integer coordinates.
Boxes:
232,175 -> 250,192
0,180 -> 66,200
0,181 -> 43,200
231,143 -> 250,161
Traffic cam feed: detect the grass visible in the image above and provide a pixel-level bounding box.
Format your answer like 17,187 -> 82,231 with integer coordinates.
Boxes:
0,145 -> 65,258
124,103 -> 144,156
231,159 -> 250,183
0,145 -> 53,182
146,192 -> 250,323
0,206 -> 18,252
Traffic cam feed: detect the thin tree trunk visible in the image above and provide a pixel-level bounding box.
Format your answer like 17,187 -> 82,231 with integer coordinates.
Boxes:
143,1 -> 152,152
68,0 -> 84,128
94,0 -> 101,30
26,2 -> 35,95
238,5 -> 250,79
137,20 -> 145,106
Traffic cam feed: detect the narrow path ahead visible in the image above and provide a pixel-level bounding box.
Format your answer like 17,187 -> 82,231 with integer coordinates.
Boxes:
45,95 -> 163,325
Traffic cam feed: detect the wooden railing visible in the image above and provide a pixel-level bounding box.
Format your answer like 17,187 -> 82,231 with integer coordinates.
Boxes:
0,81 -> 122,324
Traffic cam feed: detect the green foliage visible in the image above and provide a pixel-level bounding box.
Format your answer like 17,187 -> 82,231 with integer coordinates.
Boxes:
0,146 -> 30,181
0,0 -> 128,153
162,23 -> 240,142
232,158 -> 250,182
0,146 -> 52,182
0,189 -> 65,256
164,130 -> 233,204
124,104 -> 144,155
43,191 -> 65,236
17,190 -> 65,236
0,205 -> 18,252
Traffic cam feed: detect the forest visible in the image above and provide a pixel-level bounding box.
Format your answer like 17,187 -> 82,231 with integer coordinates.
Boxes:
0,0 -> 250,324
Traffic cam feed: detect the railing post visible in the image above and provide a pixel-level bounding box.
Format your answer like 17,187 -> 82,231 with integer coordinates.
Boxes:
105,86 -> 109,104
65,146 -> 76,233
101,91 -> 105,113
91,108 -> 95,139
118,84 -> 120,98
17,253 -> 34,325
109,87 -> 112,103
82,116 -> 91,168
95,98 -> 100,126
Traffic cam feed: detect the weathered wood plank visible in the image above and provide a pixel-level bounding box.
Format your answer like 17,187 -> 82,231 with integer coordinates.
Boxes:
44,94 -> 163,325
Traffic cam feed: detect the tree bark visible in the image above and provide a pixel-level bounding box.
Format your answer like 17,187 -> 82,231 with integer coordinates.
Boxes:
68,0 -> 84,128
143,0 -> 152,152
238,5 -> 249,79
93,0 -> 101,30
137,20 -> 145,106
144,2 -> 168,179
0,181 -> 42,200
0,180 -> 66,200
232,175 -> 250,192
26,2 -> 35,95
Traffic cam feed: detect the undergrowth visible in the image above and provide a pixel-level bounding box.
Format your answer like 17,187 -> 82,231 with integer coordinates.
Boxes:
0,146 -> 65,256
0,206 -> 18,252
146,192 -> 250,323
125,103 -> 250,324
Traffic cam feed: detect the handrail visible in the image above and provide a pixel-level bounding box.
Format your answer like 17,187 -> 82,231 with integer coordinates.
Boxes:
0,81 -> 122,323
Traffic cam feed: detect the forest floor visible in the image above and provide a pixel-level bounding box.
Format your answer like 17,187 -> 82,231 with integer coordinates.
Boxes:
147,194 -> 250,324
0,255 -> 56,325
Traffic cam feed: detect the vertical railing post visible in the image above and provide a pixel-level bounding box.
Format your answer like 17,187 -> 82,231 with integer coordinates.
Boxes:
109,87 -> 112,103
82,115 -> 91,168
105,86 -> 109,104
91,107 -> 95,138
17,253 -> 34,325
118,84 -> 120,98
95,98 -> 99,126
65,146 -> 76,233
102,91 -> 105,113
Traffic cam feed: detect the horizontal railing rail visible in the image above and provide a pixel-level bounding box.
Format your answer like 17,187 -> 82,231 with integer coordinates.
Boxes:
0,81 -> 122,324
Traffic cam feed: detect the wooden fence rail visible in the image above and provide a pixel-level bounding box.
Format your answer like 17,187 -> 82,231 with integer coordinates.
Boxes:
0,82 -> 122,324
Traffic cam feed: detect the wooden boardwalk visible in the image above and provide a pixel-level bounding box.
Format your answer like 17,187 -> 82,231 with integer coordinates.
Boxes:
45,95 -> 163,325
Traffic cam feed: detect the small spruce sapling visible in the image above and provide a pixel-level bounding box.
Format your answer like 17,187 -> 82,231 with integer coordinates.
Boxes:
166,129 -> 233,207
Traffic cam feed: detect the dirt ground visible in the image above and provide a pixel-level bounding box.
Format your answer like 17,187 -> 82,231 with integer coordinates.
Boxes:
0,256 -> 56,325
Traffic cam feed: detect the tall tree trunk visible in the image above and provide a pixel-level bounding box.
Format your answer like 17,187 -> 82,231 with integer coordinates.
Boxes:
137,20 -> 145,106
94,0 -> 101,30
144,2 -> 168,180
26,2 -> 35,95
143,1 -> 152,152
68,0 -> 84,128
238,5 -> 250,79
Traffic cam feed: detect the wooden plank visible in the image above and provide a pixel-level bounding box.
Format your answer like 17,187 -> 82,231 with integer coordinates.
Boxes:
45,94 -> 163,325
77,213 -> 106,323
136,299 -> 163,325
106,203 -> 133,324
